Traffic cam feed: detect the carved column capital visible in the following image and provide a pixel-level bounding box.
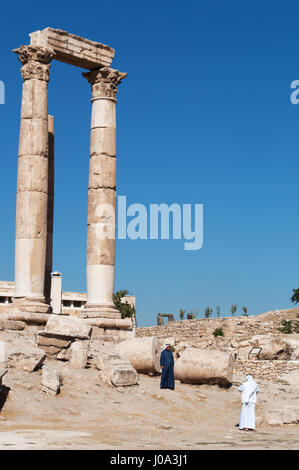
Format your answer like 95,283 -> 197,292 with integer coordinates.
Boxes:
82,67 -> 127,99
13,45 -> 54,82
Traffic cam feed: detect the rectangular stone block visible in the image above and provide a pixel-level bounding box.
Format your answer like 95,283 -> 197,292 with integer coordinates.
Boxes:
69,340 -> 89,368
91,99 -> 116,128
89,154 -> 116,190
87,188 -> 116,225
44,315 -> 92,339
87,225 -> 115,266
37,333 -> 71,349
15,191 -> 48,239
19,117 -> 48,157
21,80 -> 48,119
17,155 -> 49,193
41,365 -> 63,395
90,127 -> 116,157
29,28 -> 115,69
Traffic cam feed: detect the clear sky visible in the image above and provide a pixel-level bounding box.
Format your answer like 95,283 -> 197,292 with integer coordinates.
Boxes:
1,0 -> 299,326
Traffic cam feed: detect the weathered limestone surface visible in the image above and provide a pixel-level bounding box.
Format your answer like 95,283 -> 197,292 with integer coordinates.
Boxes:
12,29 -> 129,333
6,347 -> 46,372
83,67 -> 126,320
234,359 -> 299,382
265,406 -> 299,426
174,348 -> 234,387
0,320 -> 26,331
69,340 -> 89,368
0,312 -> 50,325
44,315 -> 92,339
30,28 -> 115,69
41,364 -> 63,395
96,352 -> 139,387
115,336 -> 161,374
13,45 -> 53,314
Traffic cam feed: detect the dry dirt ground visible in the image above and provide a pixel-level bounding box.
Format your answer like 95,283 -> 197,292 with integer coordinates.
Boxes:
0,331 -> 298,450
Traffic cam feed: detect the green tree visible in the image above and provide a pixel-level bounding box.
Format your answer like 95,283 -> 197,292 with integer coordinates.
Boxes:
242,306 -> 248,317
179,309 -> 186,320
231,304 -> 237,316
291,287 -> 299,304
216,306 -> 221,318
113,290 -> 136,319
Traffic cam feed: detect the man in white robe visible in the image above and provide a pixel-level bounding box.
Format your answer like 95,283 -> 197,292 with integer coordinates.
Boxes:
238,374 -> 259,431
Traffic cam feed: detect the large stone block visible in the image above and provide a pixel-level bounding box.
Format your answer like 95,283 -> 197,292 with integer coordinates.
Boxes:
37,333 -> 72,349
41,365 -> 63,395
96,352 -> 139,387
265,406 -> 299,426
18,117 -> 48,157
15,191 -> 48,239
21,79 -> 48,119
86,225 -> 115,266
174,348 -> 233,387
90,127 -> 116,157
29,28 -> 115,69
44,315 -> 92,339
87,188 -> 116,225
69,340 -> 89,368
115,336 -> 161,374
6,347 -> 46,372
17,155 -> 49,193
89,154 -> 116,189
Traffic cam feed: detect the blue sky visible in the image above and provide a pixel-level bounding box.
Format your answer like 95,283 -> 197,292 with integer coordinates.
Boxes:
1,0 -> 299,326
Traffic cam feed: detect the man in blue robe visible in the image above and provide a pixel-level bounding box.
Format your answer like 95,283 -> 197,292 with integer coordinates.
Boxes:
160,344 -> 175,390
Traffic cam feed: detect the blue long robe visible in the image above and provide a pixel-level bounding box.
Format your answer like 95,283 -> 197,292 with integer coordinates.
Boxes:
160,349 -> 175,390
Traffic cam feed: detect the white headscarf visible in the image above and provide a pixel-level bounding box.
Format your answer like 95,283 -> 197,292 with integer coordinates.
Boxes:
239,374 -> 259,403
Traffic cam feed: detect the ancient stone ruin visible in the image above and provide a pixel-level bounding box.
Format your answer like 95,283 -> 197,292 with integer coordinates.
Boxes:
10,27 -> 130,340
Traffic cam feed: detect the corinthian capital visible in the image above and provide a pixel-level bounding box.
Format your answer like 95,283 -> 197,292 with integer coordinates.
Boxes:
83,67 -> 127,99
13,45 -> 54,82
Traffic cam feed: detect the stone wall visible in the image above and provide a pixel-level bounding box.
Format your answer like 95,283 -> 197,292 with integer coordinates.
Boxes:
136,316 -> 286,341
234,360 -> 299,381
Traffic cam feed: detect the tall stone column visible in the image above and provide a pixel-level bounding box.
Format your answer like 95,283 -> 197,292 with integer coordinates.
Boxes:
13,45 -> 54,313
82,67 -> 127,318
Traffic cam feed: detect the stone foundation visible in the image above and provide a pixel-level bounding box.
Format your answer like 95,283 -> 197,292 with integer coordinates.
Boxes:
234,360 -> 299,381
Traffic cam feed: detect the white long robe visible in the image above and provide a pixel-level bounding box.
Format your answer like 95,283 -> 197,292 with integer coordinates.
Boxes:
238,375 -> 259,430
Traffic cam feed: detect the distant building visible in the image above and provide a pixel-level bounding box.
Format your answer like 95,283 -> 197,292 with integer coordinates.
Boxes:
0,281 -> 135,318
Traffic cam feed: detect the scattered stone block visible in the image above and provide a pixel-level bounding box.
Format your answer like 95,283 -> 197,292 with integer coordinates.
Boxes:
6,347 -> 46,372
41,365 -> 63,396
265,406 -> 299,426
0,320 -> 26,331
96,353 -> 139,387
69,340 -> 89,369
44,315 -> 92,340
56,348 -> 71,361
37,333 -> 72,349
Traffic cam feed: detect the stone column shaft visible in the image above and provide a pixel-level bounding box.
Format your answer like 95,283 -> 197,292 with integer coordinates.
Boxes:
82,67 -> 126,318
13,45 -> 53,313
